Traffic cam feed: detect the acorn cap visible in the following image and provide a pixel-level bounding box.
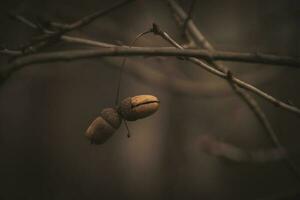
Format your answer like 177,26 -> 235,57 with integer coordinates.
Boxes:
118,95 -> 160,121
100,108 -> 122,129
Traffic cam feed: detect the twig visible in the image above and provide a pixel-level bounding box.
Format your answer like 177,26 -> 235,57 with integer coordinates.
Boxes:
0,46 -> 300,116
0,46 -> 298,70
166,0 -> 214,50
230,81 -> 300,178
181,0 -> 196,35
105,58 -> 278,98
50,0 -> 135,31
7,0 -> 134,54
152,24 -> 300,117
166,0 -> 300,180
4,15 -> 300,67
0,46 -> 299,117
10,14 -> 118,50
3,40 -> 300,67
198,135 -> 286,163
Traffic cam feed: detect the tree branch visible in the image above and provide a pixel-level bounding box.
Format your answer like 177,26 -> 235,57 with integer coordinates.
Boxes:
50,0 -> 135,31
198,135 -> 286,163
153,24 -> 300,117
2,44 -> 300,67
105,58 -> 280,98
7,0 -> 135,55
1,46 -> 300,117
166,0 -> 300,180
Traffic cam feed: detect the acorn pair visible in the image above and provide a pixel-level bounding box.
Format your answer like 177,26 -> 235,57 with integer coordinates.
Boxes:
85,95 -> 160,144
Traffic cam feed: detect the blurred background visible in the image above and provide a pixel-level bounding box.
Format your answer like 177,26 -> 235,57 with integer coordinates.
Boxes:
0,0 -> 300,199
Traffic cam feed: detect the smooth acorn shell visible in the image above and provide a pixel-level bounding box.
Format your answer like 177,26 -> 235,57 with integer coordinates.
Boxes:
85,108 -> 122,144
118,95 -> 160,121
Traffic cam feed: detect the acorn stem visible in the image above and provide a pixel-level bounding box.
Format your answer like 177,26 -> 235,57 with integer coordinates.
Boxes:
124,120 -> 131,138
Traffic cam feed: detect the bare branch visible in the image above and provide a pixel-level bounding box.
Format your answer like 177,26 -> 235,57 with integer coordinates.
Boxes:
9,14 -> 117,50
3,41 -> 300,67
4,16 -> 300,67
181,0 -> 197,35
50,0 -> 135,31
166,0 -> 300,180
1,46 -> 299,69
151,24 -> 300,117
105,59 -> 278,98
1,46 -> 300,117
198,135 -> 286,163
166,0 -> 215,50
7,0 -> 134,55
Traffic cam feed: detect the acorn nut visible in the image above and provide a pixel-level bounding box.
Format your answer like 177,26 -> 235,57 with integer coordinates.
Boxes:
118,95 -> 160,121
85,108 -> 122,144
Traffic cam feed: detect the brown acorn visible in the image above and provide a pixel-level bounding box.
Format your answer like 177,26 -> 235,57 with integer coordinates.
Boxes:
118,95 -> 160,121
85,108 -> 122,144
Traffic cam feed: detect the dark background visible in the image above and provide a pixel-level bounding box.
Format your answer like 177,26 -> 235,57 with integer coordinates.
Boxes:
0,0 -> 300,199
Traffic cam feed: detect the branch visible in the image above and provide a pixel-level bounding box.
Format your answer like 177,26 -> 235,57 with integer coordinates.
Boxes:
166,0 -> 215,50
3,44 -> 300,67
181,0 -> 197,35
166,0 -> 300,180
1,46 -> 300,117
198,135 -> 286,163
105,58 -> 280,98
4,15 -> 300,67
153,24 -> 300,117
1,16 -> 283,98
7,0 -> 134,55
50,0 -> 135,31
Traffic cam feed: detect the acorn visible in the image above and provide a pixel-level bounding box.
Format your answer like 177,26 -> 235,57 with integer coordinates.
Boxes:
85,108 -> 122,144
118,95 -> 160,121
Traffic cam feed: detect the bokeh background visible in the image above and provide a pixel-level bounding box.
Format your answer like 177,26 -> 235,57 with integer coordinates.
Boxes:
0,0 -> 300,199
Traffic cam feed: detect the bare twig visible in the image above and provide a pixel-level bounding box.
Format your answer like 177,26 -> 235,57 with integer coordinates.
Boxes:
4,43 -> 299,68
105,58 -> 279,98
198,135 -> 286,163
7,0 -> 134,54
230,81 -> 300,178
5,15 -> 300,67
168,0 -> 300,179
151,24 -> 300,117
9,14 -> 117,50
50,0 -> 135,31
1,46 -> 300,116
166,0 -> 300,180
0,46 -> 298,70
166,0 -> 214,50
181,0 -> 196,35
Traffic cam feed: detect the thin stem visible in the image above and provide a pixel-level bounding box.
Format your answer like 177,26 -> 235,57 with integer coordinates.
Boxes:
124,120 -> 131,138
114,29 -> 153,106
